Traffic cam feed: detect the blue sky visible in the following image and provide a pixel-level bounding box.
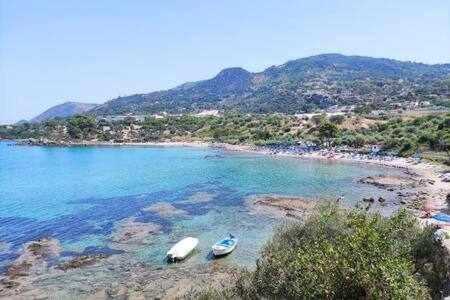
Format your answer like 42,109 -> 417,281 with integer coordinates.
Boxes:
1,0 -> 449,124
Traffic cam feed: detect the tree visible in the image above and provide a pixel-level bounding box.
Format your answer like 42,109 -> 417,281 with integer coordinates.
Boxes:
318,122 -> 338,148
329,114 -> 345,124
67,115 -> 96,139
123,116 -> 136,126
354,104 -> 373,115
310,113 -> 326,126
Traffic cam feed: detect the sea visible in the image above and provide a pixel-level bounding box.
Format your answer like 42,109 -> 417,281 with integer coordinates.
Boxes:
0,141 -> 401,292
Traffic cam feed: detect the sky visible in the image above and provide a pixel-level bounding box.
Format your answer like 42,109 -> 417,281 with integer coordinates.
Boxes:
1,0 -> 449,124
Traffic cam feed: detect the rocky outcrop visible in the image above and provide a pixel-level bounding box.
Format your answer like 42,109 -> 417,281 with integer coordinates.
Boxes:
358,175 -> 419,189
249,195 -> 315,219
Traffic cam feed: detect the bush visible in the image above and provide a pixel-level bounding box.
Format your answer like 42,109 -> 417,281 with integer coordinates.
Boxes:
329,114 -> 345,124
198,204 -> 450,299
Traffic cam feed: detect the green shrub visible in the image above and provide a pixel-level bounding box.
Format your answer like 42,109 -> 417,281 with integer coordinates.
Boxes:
329,114 -> 345,124
198,204 -> 450,299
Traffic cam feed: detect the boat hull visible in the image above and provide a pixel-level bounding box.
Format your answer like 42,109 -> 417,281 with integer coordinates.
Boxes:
212,238 -> 237,257
166,237 -> 199,262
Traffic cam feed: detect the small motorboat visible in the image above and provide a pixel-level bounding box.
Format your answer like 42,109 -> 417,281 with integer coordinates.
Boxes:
166,237 -> 199,262
212,234 -> 237,257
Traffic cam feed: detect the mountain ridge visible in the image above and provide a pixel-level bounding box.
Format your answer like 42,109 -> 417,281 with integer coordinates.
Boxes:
33,54 -> 450,121
90,53 -> 450,115
31,101 -> 99,123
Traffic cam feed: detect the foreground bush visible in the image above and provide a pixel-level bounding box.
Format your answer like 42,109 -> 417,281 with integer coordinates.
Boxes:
198,204 -> 450,299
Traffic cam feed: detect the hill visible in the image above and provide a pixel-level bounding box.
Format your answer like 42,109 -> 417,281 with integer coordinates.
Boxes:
31,102 -> 98,123
90,54 -> 450,115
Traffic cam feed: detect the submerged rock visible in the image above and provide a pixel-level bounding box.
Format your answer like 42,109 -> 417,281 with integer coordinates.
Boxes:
182,191 -> 217,204
1,238 -> 62,293
249,194 -> 315,219
0,241 -> 11,254
57,254 -> 108,271
143,202 -> 187,218
358,175 -> 418,189
25,239 -> 61,259
8,238 -> 61,275
110,217 -> 161,244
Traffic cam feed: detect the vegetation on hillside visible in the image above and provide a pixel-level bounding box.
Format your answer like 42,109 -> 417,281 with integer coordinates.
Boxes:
1,113 -> 449,162
89,54 -> 450,116
195,204 -> 450,299
337,114 -> 450,157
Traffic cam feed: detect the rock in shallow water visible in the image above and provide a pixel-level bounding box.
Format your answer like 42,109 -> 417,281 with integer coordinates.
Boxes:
248,194 -> 315,219
358,175 -> 418,189
57,254 -> 109,271
110,217 -> 161,244
182,191 -> 217,204
142,202 -> 187,218
0,238 -> 62,294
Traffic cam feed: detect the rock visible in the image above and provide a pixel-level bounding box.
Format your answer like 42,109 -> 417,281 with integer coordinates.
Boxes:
335,196 -> 344,203
441,173 -> 450,182
5,238 -> 61,284
419,178 -> 435,186
363,197 -> 375,203
111,218 -> 161,244
358,175 -> 418,189
182,191 -> 217,204
57,254 -> 108,271
249,194 -> 315,219
446,193 -> 450,204
24,238 -> 61,258
0,279 -> 20,291
7,261 -> 32,279
142,202 -> 187,218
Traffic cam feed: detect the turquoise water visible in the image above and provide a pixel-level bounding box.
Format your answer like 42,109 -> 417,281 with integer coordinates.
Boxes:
0,141 -> 398,271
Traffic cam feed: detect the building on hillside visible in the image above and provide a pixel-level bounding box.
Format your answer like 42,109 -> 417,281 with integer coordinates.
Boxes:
151,114 -> 165,119
196,110 -> 220,117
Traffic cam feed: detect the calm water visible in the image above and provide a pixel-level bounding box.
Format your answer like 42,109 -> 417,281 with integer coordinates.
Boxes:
0,141 -> 399,272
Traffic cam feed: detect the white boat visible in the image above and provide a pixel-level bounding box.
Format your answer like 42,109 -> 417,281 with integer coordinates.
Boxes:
212,234 -> 237,257
166,237 -> 199,262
